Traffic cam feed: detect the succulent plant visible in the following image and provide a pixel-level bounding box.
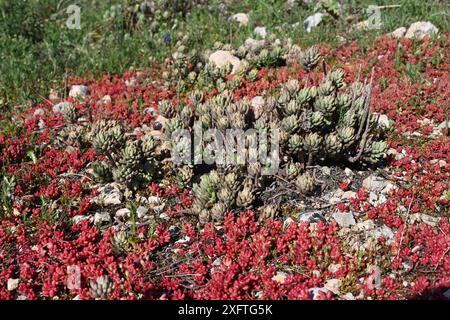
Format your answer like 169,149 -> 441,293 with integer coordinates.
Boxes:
337,126 -> 355,146
367,141 -> 388,163
327,68 -> 345,89
285,162 -> 302,179
314,95 -> 336,115
295,172 -> 315,194
259,204 -> 278,221
311,111 -> 325,128
93,161 -> 112,182
288,134 -> 303,154
89,275 -> 113,299
281,114 -> 300,134
236,179 -> 255,208
299,46 -> 321,72
318,80 -> 335,96
324,133 -> 343,154
304,132 -> 323,152
111,230 -> 129,254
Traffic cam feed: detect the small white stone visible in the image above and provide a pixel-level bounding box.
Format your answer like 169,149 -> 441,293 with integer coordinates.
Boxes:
136,206 -> 148,219
342,191 -> 356,200
405,21 -> 439,39
324,279 -> 341,294
333,211 -> 356,227
254,26 -> 267,38
97,184 -> 123,206
312,270 -> 321,277
94,212 -> 111,224
439,160 -> 447,168
343,292 -> 356,300
299,211 -> 325,223
344,168 -> 353,176
272,272 -> 288,284
244,38 -> 265,52
420,214 -> 439,227
322,166 -> 332,176
33,108 -> 45,117
7,278 -> 19,291
362,175 -> 388,193
148,196 -> 161,205
69,85 -> 89,99
372,225 -> 394,240
437,120 -> 449,131
389,27 -> 407,39
251,96 -> 265,108
209,50 -> 241,74
115,208 -> 131,218
303,13 -> 325,33
373,113 -> 391,129
232,13 -> 249,26
72,215 -> 93,224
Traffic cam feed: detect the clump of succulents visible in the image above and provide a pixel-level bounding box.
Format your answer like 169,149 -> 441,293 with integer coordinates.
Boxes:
162,35 -> 291,93
158,45 -> 387,224
88,119 -> 160,188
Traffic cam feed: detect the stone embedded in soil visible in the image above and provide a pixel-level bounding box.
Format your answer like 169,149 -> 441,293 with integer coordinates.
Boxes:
299,211 -> 326,223
332,211 -> 356,227
96,183 -> 123,205
72,215 -> 93,224
371,225 -> 394,241
232,13 -> 249,26
413,213 -> 440,227
69,85 -> 89,99
272,272 -> 288,284
94,212 -> 111,225
7,278 -> 19,291
324,279 -> 341,294
405,21 -> 439,39
389,27 -> 407,39
362,175 -> 385,192
244,38 -> 265,52
254,26 -> 267,38
368,192 -> 388,206
343,292 -> 356,300
115,208 -> 131,218
362,175 -> 395,194
342,191 -> 356,200
373,113 -> 392,129
136,206 -> 149,219
303,12 -> 325,33
208,50 -> 241,74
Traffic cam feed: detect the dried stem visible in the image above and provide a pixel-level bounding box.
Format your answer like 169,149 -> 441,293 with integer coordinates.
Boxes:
349,67 -> 375,163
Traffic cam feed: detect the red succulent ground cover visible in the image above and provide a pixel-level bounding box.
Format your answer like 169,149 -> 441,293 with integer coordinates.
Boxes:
0,35 -> 449,300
